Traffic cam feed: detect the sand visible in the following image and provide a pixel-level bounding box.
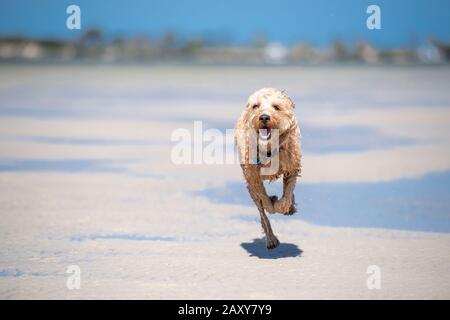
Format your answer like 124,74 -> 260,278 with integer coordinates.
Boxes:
0,172 -> 449,299
1,65 -> 450,299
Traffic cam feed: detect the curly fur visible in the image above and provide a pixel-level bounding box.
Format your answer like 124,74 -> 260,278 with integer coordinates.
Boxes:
235,88 -> 302,249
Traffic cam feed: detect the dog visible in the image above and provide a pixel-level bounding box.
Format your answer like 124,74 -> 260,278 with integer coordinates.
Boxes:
235,88 -> 302,249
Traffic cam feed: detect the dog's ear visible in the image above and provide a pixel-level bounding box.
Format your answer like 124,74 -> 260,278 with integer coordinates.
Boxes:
281,89 -> 295,109
234,126 -> 250,166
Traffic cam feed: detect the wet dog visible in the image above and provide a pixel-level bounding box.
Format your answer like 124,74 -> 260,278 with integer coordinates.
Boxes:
235,88 -> 302,249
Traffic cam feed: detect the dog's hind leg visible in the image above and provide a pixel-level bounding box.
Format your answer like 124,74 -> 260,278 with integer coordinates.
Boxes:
256,200 -> 280,249
287,194 -> 297,215
274,173 -> 298,215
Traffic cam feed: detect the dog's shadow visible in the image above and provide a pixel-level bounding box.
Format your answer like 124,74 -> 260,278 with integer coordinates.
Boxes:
240,238 -> 303,259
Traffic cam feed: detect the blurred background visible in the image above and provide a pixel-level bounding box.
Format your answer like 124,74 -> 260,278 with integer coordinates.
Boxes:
1,0 -> 450,298
1,0 -> 450,64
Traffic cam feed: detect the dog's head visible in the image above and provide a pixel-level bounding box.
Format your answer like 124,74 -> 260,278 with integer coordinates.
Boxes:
244,88 -> 296,142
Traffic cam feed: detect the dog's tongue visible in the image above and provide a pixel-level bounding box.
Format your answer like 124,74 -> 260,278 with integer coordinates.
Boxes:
259,128 -> 271,140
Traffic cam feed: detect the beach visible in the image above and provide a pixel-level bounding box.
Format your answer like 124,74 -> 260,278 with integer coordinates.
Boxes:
1,65 -> 450,299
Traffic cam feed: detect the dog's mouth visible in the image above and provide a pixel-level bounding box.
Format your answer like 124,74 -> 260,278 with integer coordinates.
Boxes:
258,127 -> 272,141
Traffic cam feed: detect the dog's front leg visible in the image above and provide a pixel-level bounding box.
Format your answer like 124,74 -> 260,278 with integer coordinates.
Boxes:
243,169 -> 279,248
242,166 -> 275,213
274,173 -> 298,215
255,200 -> 279,249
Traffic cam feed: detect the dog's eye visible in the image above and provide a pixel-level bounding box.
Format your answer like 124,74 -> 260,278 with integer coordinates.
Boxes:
252,104 -> 259,109
273,105 -> 280,111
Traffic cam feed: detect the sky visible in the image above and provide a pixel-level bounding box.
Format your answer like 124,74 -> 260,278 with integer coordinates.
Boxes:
1,0 -> 450,48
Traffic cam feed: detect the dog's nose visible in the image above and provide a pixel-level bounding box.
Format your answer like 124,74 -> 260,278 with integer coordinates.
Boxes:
259,114 -> 270,123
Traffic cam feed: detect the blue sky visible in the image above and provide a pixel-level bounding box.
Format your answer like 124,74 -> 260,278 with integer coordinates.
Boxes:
1,0 -> 450,47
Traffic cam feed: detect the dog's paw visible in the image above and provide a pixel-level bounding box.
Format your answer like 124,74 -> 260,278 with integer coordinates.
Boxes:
266,235 -> 280,250
285,195 -> 297,215
264,204 -> 276,214
285,201 -> 297,215
262,198 -> 276,214
274,197 -> 292,214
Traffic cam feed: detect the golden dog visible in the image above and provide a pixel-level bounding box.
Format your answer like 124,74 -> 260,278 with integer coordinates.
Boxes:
235,88 -> 302,249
